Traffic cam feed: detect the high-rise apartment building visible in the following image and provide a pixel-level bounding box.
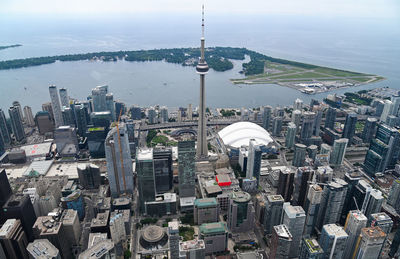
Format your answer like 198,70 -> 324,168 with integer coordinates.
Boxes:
293,143 -> 307,167
270,224 -> 292,259
325,106 -> 337,130
329,138 -> 348,166
262,106 -> 272,131
105,123 -> 134,197
8,105 -> 26,142
277,168 -> 294,202
227,190 -> 254,233
300,111 -> 316,141
361,117 -> 378,143
343,210 -> 368,259
246,139 -> 262,185
0,219 -> 29,259
342,112 -> 357,145
303,184 -> 323,236
0,109 -> 11,147
59,88 -> 69,107
285,122 -> 297,149
293,167 -> 314,207
299,238 -> 323,259
23,106 -> 35,127
272,116 -> 283,136
92,85 -> 108,112
353,227 -> 386,259
49,85 -> 64,128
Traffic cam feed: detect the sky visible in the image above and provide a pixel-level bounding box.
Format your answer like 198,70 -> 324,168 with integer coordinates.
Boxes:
0,0 -> 399,19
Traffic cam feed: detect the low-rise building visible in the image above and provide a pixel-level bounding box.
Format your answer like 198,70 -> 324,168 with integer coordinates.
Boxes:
194,198 -> 219,225
199,222 -> 228,254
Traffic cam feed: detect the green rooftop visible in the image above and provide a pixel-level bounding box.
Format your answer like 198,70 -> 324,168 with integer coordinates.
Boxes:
304,238 -> 323,254
199,222 -> 227,235
194,198 -> 217,208
88,127 -> 105,132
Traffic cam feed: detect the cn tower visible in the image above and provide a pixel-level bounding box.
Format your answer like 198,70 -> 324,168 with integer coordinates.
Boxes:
196,5 -> 209,159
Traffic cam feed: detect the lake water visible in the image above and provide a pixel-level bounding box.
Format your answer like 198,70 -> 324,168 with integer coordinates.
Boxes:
0,14 -> 399,112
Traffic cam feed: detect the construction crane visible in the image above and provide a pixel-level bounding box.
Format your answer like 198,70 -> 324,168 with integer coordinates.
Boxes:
116,108 -> 127,194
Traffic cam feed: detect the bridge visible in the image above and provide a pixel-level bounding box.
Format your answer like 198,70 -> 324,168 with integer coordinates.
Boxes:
139,119 -> 241,131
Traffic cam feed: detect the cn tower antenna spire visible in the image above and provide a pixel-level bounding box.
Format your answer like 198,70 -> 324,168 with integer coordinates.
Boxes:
202,4 -> 205,38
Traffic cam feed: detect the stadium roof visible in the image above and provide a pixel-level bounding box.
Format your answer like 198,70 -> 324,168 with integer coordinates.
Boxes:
218,121 -> 273,148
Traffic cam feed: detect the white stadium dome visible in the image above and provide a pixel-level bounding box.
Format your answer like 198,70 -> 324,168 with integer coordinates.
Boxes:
218,121 -> 273,149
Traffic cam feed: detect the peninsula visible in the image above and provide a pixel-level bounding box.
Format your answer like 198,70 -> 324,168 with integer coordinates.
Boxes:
0,46 -> 383,93
0,44 -> 22,51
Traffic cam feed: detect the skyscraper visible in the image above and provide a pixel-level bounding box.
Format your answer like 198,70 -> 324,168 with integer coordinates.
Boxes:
160,106 -> 169,123
92,85 -> 108,112
272,116 -> 283,136
263,195 -> 284,234
294,98 -> 303,110
137,148 -> 156,213
343,210 -> 368,259
12,101 -> 23,123
342,112 -> 357,145
361,117 -> 378,144
282,203 -> 306,258
270,225 -> 292,259
74,104 -> 88,136
59,88 -> 69,107
0,109 -> 11,146
105,123 -> 134,197
8,105 -> 25,142
262,106 -> 272,131
168,221 -> 180,259
42,102 -> 54,123
380,99 -> 393,122
23,106 -> 35,127
387,178 -> 400,211
316,178 -> 348,231
77,163 -> 101,189
227,190 -> 254,233
353,227 -> 386,259
277,168 -> 295,202
303,184 -> 323,236
364,123 -> 400,175
293,167 -> 314,207
106,93 -> 116,121
148,107 -> 157,124
49,85 -> 64,128
300,111 -> 316,142
325,107 -> 336,130
153,147 -> 173,193
329,138 -> 348,166
293,143 -> 307,167
0,219 -> 29,259
285,122 -> 296,149
178,140 -> 196,198
0,169 -> 12,208
292,109 -> 302,132
196,6 -> 209,159
246,139 -> 262,185
319,224 -> 348,259
313,108 -> 323,136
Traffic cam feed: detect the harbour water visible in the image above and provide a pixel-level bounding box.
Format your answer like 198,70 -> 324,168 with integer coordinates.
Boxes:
0,14 -> 398,112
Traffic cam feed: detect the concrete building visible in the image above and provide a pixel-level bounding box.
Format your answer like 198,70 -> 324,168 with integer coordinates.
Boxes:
32,216 -> 72,259
380,99 -> 393,123
137,148 -> 156,213
343,210 -> 368,259
160,106 -> 168,123
262,106 -> 272,131
77,163 -> 101,189
354,227 -> 386,259
179,239 -> 206,259
325,107 -> 337,130
62,209 -> 81,247
145,193 -> 177,217
270,224 -> 292,259
194,198 -> 219,225
54,126 -> 78,157
277,168 -> 295,202
369,212 -> 393,235
299,238 -> 323,259
92,85 -> 108,112
106,93 -> 115,121
23,106 -> 35,127
78,240 -> 114,259
292,109 -> 302,132
300,111 -> 316,142
263,195 -> 284,235
178,140 -> 196,198
0,219 -> 29,259
282,202 -> 306,258
318,224 -> 348,259
148,107 -> 157,124
42,102 -> 54,122
272,116 -> 283,136
199,222 -> 228,254
388,179 -> 400,212
49,85 -> 64,128
90,211 -> 110,234
294,98 -> 303,110
109,213 -> 126,246
195,8 -> 209,159
105,123 -> 134,197
329,138 -> 348,166
362,117 -> 378,143
27,239 -> 61,259
227,190 -> 254,233
35,111 -> 54,134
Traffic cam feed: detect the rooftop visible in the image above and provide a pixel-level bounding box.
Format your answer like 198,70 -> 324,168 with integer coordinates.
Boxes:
361,226 -> 386,238
274,224 -> 292,240
267,195 -> 284,203
142,225 -> 166,243
62,209 -> 78,225
304,238 -> 323,254
20,142 -> 52,158
27,239 -> 60,259
179,239 -> 205,251
230,190 -> 251,203
323,224 -> 348,238
199,222 -> 227,235
78,240 -> 114,259
0,219 -> 18,238
194,198 -> 218,208
33,216 -> 62,235
137,148 -> 153,160
23,160 -> 54,177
